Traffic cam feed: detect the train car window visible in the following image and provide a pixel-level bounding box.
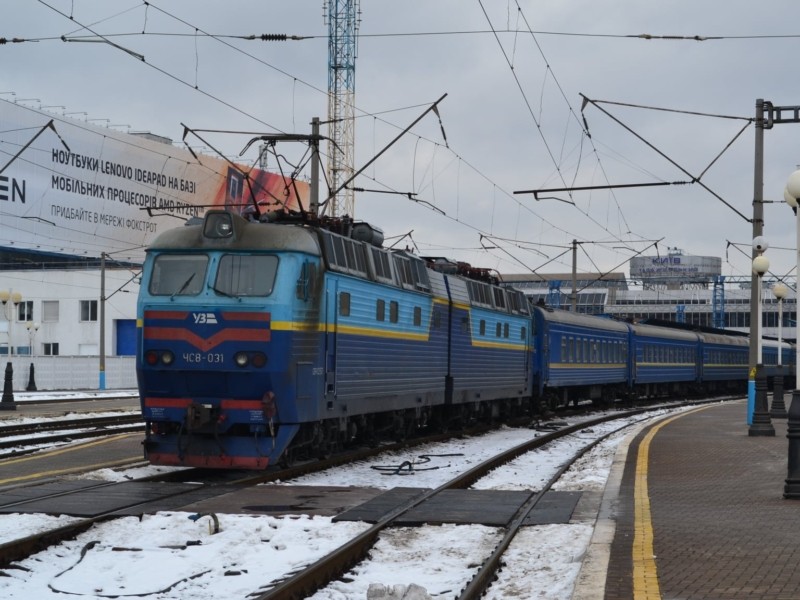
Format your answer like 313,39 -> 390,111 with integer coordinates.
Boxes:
414,306 -> 422,326
521,326 -> 527,341
376,299 -> 386,322
369,247 -> 394,284
496,322 -> 502,337
433,311 -> 441,328
347,240 -> 369,276
390,300 -> 399,323
561,338 -> 567,361
504,323 -> 509,338
332,236 -> 347,268
393,255 -> 415,289
409,258 -> 431,291
492,288 -> 507,311
461,316 -> 469,333
149,254 -> 208,296
480,320 -> 486,335
506,289 -> 530,315
295,261 -> 317,301
321,232 -> 335,265
339,292 -> 351,316
215,255 -> 278,297
467,281 -> 494,308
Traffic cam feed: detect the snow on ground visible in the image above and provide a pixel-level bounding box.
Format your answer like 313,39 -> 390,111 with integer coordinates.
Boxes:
2,390 -> 138,404
0,404 -> 702,599
0,512 -> 370,599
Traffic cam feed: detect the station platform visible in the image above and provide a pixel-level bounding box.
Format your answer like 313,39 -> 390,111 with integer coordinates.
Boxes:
574,399 -> 800,600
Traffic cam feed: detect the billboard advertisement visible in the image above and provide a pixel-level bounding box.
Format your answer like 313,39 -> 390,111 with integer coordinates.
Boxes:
0,100 -> 309,263
630,253 -> 721,282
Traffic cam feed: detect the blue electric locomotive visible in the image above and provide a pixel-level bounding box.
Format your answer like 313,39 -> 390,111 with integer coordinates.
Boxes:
137,210 -> 532,469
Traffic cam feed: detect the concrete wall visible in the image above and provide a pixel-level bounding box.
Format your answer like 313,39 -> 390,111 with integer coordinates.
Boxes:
1,356 -> 136,391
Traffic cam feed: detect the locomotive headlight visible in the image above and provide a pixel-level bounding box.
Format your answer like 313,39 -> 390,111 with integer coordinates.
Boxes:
251,352 -> 267,368
204,211 -> 234,239
234,352 -> 249,367
161,350 -> 175,365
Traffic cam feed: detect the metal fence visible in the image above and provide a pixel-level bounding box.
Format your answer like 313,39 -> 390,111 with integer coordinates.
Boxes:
0,356 -> 136,392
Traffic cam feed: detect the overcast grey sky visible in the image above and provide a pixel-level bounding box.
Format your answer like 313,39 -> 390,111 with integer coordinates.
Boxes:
4,1 -> 800,283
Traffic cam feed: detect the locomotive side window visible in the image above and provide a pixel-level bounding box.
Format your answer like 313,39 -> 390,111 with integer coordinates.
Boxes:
414,306 -> 422,327
409,258 -> 431,291
504,323 -> 509,338
496,322 -> 502,337
520,326 -> 526,341
215,254 -> 277,297
149,254 -> 208,296
370,247 -> 394,283
480,320 -> 486,335
390,301 -> 399,323
393,256 -> 415,288
296,262 -> 317,301
493,287 -> 507,310
376,299 -> 386,321
339,292 -> 351,316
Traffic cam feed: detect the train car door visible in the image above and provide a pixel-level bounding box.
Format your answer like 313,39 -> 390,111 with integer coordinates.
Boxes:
323,281 -> 339,410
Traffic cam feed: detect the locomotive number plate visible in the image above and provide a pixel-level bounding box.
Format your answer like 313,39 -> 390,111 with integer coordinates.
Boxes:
183,352 -> 225,364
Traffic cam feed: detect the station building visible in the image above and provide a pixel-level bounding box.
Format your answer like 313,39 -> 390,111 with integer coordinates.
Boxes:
503,247 -> 795,341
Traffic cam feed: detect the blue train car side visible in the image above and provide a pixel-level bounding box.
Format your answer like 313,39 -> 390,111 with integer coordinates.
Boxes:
630,323 -> 701,397
532,307 -> 629,407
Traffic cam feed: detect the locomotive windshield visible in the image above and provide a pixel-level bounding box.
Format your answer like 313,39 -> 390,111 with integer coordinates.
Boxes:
214,254 -> 278,297
149,254 -> 208,296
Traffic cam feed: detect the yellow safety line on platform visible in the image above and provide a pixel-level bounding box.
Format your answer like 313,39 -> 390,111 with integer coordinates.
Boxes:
633,406 -> 711,599
0,433 -> 141,485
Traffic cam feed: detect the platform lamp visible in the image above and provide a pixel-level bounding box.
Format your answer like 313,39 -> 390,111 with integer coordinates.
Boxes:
749,238 -> 775,436
772,282 -> 788,418
783,170 -> 800,496
0,290 -> 22,356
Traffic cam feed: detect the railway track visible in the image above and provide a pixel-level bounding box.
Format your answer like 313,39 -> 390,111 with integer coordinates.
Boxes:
252,402 -> 698,599
0,414 -> 144,452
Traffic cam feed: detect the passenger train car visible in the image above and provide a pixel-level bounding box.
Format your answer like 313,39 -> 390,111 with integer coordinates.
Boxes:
136,209 -> 793,469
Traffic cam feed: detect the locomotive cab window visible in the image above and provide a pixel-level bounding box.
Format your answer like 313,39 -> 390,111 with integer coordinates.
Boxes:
215,254 -> 277,297
149,254 -> 208,296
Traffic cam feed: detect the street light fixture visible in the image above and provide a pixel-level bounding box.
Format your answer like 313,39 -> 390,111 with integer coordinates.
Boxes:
25,321 -> 39,391
749,239 -> 775,436
25,321 -> 39,355
783,171 -> 800,496
772,282 -> 789,418
0,290 -> 22,356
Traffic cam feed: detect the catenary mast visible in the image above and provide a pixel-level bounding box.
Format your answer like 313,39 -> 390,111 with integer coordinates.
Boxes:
325,0 -> 360,217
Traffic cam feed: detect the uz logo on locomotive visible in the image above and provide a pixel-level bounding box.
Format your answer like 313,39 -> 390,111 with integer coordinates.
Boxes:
193,312 -> 218,324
